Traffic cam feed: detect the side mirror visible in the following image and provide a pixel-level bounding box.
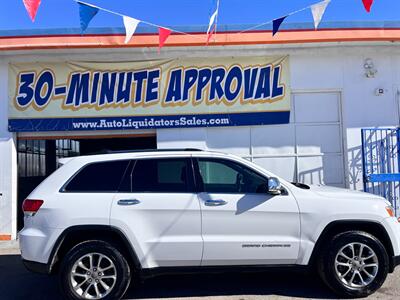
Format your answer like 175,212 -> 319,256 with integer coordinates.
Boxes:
267,177 -> 282,195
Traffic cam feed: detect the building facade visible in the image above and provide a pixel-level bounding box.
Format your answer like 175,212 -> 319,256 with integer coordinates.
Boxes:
1,23 -> 400,240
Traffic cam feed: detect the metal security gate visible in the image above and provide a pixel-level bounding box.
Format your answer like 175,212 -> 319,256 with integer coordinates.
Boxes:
361,128 -> 400,216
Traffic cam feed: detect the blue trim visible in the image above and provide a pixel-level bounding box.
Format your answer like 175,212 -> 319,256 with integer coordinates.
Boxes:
367,173 -> 400,183
8,111 -> 290,132
2,21 -> 400,37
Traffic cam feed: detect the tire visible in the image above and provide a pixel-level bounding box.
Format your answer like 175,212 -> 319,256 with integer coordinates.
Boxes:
59,240 -> 131,300
317,231 -> 389,298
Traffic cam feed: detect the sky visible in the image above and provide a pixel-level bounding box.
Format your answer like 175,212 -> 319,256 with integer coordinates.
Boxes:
0,0 -> 399,32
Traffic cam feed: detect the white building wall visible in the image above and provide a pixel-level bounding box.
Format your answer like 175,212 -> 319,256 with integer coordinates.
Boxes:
342,54 -> 399,190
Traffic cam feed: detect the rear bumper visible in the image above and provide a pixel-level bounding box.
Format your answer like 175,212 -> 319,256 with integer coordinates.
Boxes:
19,226 -> 62,264
22,259 -> 50,274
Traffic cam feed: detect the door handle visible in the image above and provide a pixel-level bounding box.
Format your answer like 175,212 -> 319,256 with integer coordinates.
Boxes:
204,200 -> 227,207
117,199 -> 141,206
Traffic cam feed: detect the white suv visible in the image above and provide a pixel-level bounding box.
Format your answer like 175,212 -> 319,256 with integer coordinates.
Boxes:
19,149 -> 400,299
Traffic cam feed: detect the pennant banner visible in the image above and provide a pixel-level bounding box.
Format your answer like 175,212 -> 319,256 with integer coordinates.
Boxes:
158,27 -> 172,51
272,16 -> 287,36
362,0 -> 374,12
77,1 -> 99,32
123,16 -> 140,44
311,0 -> 331,29
207,0 -> 219,44
23,0 -> 41,22
69,0 -> 346,49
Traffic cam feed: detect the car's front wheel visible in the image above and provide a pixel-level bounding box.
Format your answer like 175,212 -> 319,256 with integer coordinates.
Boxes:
59,240 -> 131,300
318,231 -> 389,298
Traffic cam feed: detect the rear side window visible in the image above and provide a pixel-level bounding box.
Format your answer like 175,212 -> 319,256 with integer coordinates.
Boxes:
119,158 -> 192,193
63,160 -> 130,192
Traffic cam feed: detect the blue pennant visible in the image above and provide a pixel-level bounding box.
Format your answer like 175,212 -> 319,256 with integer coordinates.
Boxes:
78,2 -> 99,32
272,16 -> 287,36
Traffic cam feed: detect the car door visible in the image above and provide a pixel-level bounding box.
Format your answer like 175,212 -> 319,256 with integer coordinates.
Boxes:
110,156 -> 203,269
194,157 -> 301,266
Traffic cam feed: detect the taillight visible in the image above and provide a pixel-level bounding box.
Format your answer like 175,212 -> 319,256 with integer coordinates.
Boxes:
22,199 -> 44,216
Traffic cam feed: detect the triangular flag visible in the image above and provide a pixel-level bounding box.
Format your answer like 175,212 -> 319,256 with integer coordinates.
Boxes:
272,16 -> 287,36
77,1 -> 99,32
207,24 -> 216,44
311,0 -> 331,29
23,0 -> 41,22
158,27 -> 171,52
206,4 -> 219,44
362,0 -> 374,12
123,16 -> 140,44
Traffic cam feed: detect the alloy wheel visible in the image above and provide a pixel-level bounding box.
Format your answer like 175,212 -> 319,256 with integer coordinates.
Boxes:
334,242 -> 379,288
70,252 -> 117,299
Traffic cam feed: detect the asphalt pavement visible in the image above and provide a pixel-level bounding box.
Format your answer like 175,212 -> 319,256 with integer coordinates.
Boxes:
0,246 -> 399,300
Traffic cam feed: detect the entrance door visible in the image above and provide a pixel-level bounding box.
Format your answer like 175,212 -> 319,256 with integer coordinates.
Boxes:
194,157 -> 300,266
293,92 -> 345,187
249,92 -> 345,187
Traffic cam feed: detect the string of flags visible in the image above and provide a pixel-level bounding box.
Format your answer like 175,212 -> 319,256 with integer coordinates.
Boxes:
22,0 -> 376,51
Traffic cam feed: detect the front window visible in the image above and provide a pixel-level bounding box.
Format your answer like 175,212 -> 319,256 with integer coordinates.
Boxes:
197,158 -> 267,194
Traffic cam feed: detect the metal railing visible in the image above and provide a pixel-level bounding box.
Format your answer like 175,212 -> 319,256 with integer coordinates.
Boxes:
361,128 -> 400,216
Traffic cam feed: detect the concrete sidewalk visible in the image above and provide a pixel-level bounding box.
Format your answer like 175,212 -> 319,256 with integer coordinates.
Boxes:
0,240 -> 20,255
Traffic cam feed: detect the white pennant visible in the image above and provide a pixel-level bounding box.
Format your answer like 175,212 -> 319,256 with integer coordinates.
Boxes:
207,0 -> 220,35
123,16 -> 140,44
311,0 -> 331,29
207,9 -> 218,35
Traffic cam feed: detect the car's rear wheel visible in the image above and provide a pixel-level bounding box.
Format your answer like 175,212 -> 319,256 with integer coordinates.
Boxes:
60,240 -> 131,300
318,231 -> 389,298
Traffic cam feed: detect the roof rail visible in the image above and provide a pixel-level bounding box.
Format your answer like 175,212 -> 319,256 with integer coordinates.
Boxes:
86,148 -> 204,155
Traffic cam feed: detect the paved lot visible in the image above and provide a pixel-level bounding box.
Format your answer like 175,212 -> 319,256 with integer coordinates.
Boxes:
0,247 -> 399,300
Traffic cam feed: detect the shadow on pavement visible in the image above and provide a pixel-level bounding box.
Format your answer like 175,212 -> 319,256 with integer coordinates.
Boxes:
127,271 -> 338,299
0,254 -> 337,300
0,254 -> 59,300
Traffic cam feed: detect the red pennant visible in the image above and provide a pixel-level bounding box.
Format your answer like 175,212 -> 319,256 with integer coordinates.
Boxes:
362,0 -> 374,12
158,27 -> 171,52
207,24 -> 216,45
23,0 -> 41,22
